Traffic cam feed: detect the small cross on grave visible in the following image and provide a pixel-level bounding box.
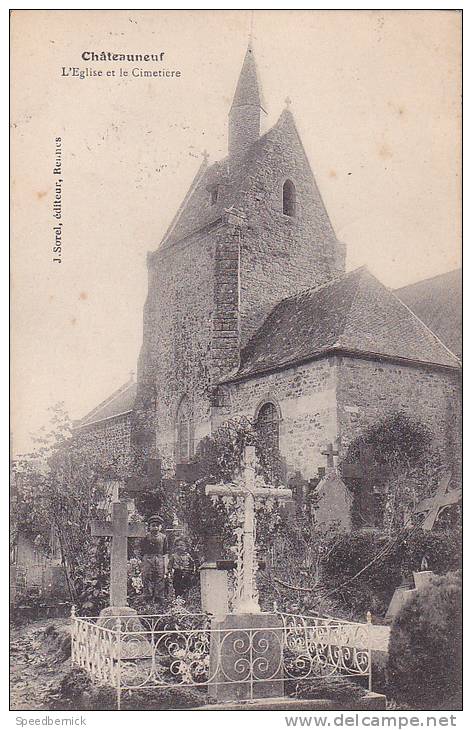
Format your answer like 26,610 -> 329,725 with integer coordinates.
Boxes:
91,500 -> 146,609
206,445 -> 292,614
321,442 -> 339,470
412,471 -> 461,530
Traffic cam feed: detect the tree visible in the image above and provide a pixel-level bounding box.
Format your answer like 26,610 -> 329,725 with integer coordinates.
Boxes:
11,403 -> 126,611
340,412 -> 444,532
176,416 -> 286,558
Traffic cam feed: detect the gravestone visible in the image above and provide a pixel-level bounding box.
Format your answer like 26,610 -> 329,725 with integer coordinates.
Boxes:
386,571 -> 437,622
200,534 -> 229,618
313,445 -> 352,530
342,447 -> 390,528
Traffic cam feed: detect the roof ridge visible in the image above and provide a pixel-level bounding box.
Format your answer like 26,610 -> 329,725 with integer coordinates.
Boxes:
280,266 -> 367,304
395,268 -> 461,292
159,156 -> 209,248
333,268 -> 368,346
389,288 -> 462,365
76,378 -> 136,426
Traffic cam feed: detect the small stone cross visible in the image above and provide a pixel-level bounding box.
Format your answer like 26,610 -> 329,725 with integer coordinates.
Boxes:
91,501 -> 146,608
413,471 -> 461,530
321,442 -> 339,469
206,446 -> 292,614
285,96 -> 292,109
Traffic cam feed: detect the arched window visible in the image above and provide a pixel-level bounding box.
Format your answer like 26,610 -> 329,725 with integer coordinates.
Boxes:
176,396 -> 194,462
283,179 -> 296,217
256,402 -> 280,451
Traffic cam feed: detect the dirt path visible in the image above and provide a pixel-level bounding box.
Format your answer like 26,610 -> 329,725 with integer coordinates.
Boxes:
10,619 -> 71,711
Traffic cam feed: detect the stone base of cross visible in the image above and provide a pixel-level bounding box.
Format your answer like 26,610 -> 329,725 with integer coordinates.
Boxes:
206,445 -> 292,615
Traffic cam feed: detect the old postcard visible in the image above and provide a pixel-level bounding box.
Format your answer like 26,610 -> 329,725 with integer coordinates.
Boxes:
10,9 -> 462,715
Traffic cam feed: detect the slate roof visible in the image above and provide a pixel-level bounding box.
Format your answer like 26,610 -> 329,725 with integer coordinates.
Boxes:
395,269 -> 462,359
231,44 -> 266,111
76,379 -> 137,428
227,267 -> 460,381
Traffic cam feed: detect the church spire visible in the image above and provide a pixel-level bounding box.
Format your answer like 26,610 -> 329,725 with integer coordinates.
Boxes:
228,43 -> 266,157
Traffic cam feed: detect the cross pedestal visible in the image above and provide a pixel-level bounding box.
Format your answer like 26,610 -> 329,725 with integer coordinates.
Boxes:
208,612 -> 285,703
205,446 -> 291,702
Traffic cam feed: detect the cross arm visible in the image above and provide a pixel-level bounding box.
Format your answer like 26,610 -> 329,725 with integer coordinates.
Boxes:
205,484 -> 247,498
253,487 -> 292,501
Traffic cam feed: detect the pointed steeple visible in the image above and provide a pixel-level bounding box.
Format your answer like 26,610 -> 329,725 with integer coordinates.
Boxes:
228,43 -> 267,157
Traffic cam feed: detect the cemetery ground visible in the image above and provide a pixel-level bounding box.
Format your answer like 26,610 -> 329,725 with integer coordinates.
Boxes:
9,611 -> 391,712
10,618 -> 71,710
10,412 -> 462,711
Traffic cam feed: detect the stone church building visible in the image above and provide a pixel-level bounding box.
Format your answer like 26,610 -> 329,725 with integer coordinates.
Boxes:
75,44 -> 461,493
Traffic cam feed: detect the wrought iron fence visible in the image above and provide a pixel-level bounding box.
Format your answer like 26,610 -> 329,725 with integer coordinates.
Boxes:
71,607 -> 373,709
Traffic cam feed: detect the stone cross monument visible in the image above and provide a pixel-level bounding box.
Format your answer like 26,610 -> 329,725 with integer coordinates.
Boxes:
206,446 -> 292,702
91,500 -> 146,614
206,445 -> 292,614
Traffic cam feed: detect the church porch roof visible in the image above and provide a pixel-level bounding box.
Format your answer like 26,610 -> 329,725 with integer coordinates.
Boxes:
75,379 -> 137,429
222,267 -> 461,382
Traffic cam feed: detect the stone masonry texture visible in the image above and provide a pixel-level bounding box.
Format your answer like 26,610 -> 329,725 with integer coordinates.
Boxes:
75,46 -> 461,514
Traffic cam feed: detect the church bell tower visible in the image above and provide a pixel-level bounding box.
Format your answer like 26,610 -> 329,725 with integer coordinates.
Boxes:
228,43 -> 267,157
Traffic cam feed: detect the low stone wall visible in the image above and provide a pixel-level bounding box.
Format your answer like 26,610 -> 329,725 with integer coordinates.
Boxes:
192,692 -> 387,711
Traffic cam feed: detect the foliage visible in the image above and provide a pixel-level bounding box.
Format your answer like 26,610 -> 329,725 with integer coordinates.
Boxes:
257,524 -> 461,620
176,417 -> 286,558
10,403 -> 127,612
340,412 -> 445,531
134,485 -> 178,526
291,676 -> 368,702
322,528 -> 461,616
52,667 -> 212,710
386,571 -> 462,709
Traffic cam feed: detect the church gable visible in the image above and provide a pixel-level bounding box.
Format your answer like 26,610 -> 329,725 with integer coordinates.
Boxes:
235,108 -> 346,345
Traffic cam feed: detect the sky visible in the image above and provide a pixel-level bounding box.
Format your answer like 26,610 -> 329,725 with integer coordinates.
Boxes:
11,9 -> 461,455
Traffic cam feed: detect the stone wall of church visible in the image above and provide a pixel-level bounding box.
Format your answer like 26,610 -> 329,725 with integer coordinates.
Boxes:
214,354 -> 461,485
137,226 -> 219,470
73,413 -> 132,473
336,356 -> 461,470
238,113 -> 346,347
215,357 -> 339,481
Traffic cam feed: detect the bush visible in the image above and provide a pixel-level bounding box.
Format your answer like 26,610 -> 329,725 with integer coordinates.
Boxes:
291,676 -> 368,702
52,668 -> 213,710
322,529 -> 461,617
386,571 -> 462,709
